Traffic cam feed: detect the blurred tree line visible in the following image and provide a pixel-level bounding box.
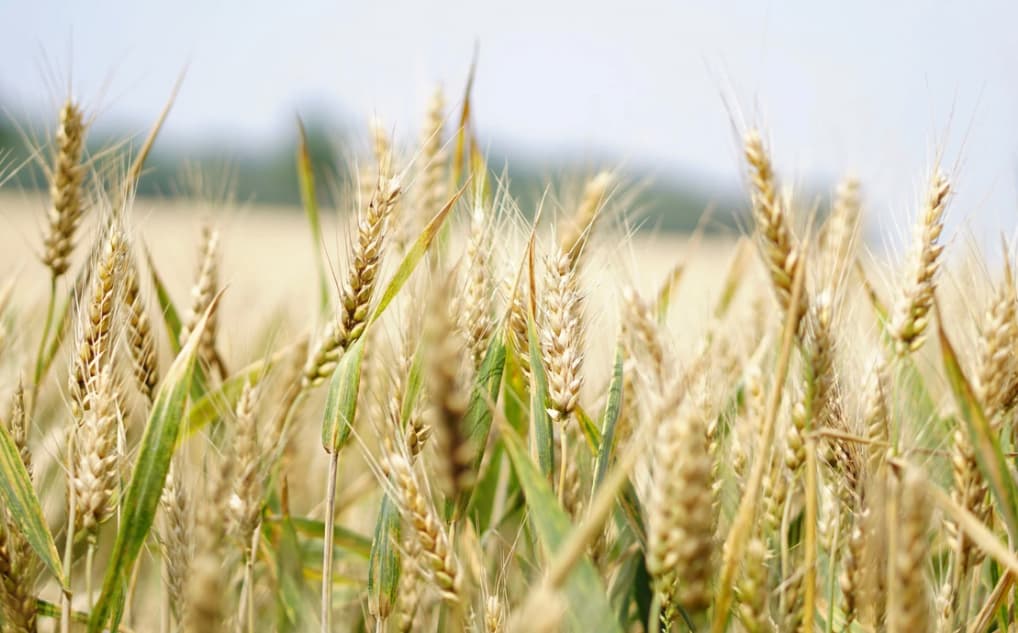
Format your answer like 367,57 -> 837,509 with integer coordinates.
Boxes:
0,112 -> 741,233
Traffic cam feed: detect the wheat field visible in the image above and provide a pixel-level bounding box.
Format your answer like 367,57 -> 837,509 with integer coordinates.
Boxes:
0,81 -> 1013,633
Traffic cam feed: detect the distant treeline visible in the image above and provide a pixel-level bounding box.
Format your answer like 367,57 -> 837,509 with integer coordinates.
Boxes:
0,113 -> 743,233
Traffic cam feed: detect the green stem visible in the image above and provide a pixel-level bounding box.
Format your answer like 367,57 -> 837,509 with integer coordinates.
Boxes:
85,538 -> 96,608
648,591 -> 662,633
321,450 -> 340,633
825,514 -> 840,633
61,482 -> 77,633
161,554 -> 171,633
31,277 -> 58,404
243,527 -> 259,633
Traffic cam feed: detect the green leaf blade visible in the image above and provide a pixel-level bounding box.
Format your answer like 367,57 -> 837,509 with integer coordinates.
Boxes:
369,181 -> 468,325
937,315 -> 1018,542
89,297 -> 215,632
0,423 -> 64,586
527,317 -> 554,480
321,337 -> 366,453
501,423 -> 622,633
593,342 -> 625,492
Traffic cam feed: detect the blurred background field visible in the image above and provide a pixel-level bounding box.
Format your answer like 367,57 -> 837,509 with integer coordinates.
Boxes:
2,1 -> 1018,249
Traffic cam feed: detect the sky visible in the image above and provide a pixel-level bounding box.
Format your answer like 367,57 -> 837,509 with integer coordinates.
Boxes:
1,1 -> 1017,243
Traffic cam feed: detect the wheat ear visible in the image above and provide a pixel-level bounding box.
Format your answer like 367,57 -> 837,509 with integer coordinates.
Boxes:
646,391 -> 714,625
42,100 -> 87,278
744,129 -> 806,328
416,86 -> 447,231
890,171 -> 950,355
71,364 -> 120,534
122,248 -> 160,404
0,382 -> 37,632
458,194 -> 495,369
820,176 -> 862,287
185,454 -> 232,633
0,524 -> 37,633
160,460 -> 192,625
424,280 -> 472,502
541,248 -> 584,422
888,468 -> 932,633
560,171 -> 613,269
303,174 -> 400,387
385,452 -> 462,603
976,266 -> 1018,429
179,223 -> 222,377
69,226 -> 126,418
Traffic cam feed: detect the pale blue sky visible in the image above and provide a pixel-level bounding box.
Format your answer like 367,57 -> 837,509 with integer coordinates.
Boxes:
1,1 -> 1017,241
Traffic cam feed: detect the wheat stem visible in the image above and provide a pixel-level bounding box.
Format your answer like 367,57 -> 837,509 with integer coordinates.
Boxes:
321,450 -> 340,633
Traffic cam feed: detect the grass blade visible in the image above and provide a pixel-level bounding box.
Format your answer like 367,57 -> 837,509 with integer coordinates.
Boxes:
88,294 -> 218,632
183,344 -> 293,437
270,516 -> 372,558
500,422 -> 623,633
0,422 -> 64,586
369,181 -> 468,325
142,242 -> 183,354
296,116 -> 330,314
527,316 -> 554,479
593,341 -> 624,491
367,495 -> 401,624
269,515 -> 310,632
936,304 -> 1018,542
465,334 -> 507,454
401,342 -> 425,425
321,336 -> 366,453
450,48 -> 478,189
